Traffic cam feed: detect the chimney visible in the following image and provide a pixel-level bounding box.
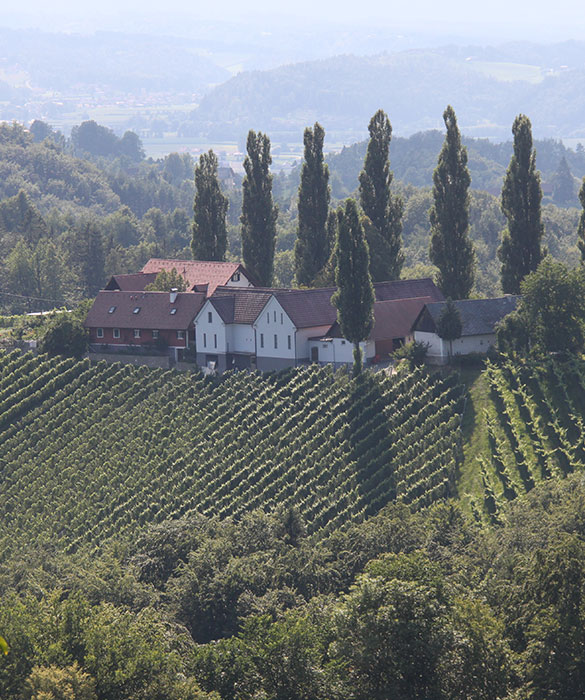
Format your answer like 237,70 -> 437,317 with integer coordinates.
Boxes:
170,288 -> 178,304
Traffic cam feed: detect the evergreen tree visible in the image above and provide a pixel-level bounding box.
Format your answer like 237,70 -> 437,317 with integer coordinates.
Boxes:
145,268 -> 187,292
553,156 -> 575,206
578,178 -> 585,263
191,150 -> 228,261
241,131 -> 278,286
498,114 -> 544,294
359,109 -> 404,281
436,298 -> 463,359
429,105 -> 475,299
294,122 -> 331,286
332,199 -> 375,376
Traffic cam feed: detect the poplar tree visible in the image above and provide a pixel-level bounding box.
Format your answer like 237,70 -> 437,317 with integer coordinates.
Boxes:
359,109 -> 404,281
294,122 -> 330,286
332,199 -> 375,376
578,177 -> 585,263
191,150 -> 228,261
241,131 -> 278,287
429,105 -> 474,300
498,114 -> 544,294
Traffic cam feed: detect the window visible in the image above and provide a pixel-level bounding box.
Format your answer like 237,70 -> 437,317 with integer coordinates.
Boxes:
266,313 -> 269,324
170,308 -> 177,315
152,330 -> 159,339
287,335 -> 291,350
108,306 -> 116,314
281,313 -> 283,324
97,328 -> 104,338
177,330 -> 185,340
133,307 -> 141,314
260,333 -> 264,349
203,333 -> 207,348
341,340 -> 346,345
113,328 -> 120,339
274,334 -> 278,349
214,334 -> 217,348
134,329 -> 141,339
208,311 -> 212,323
231,271 -> 240,282
274,311 -> 276,322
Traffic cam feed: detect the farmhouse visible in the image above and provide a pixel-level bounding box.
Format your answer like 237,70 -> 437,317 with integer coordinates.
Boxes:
85,289 -> 205,362
413,295 -> 520,363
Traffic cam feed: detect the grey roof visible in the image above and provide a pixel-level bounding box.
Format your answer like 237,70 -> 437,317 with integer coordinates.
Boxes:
418,296 -> 520,336
374,278 -> 443,302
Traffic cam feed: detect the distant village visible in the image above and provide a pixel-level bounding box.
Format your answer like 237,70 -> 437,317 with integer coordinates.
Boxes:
85,259 -> 517,372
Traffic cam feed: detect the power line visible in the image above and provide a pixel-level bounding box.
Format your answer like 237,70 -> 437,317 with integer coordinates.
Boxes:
0,289 -> 70,305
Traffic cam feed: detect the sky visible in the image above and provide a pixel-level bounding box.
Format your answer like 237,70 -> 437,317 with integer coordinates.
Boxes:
4,0 -> 585,42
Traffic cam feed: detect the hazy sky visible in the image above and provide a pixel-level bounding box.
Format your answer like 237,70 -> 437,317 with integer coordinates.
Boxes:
5,0 -> 585,41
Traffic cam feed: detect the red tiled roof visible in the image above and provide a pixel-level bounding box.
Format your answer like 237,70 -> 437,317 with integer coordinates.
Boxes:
104,272 -> 157,291
371,297 -> 432,340
141,259 -> 249,295
85,291 -> 205,330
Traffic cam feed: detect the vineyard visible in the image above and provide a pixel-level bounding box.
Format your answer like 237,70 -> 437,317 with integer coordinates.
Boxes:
465,355 -> 585,521
0,351 -> 464,560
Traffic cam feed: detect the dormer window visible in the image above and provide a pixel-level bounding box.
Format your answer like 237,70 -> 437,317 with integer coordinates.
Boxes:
133,307 -> 141,314
170,308 -> 177,315
231,271 -> 240,282
108,306 -> 116,314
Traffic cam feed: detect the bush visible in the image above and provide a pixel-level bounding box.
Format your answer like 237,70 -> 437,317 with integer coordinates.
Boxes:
39,316 -> 88,358
394,340 -> 429,366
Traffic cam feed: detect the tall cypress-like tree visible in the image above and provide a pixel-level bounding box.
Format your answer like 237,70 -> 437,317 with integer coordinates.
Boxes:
191,150 -> 228,261
498,114 -> 544,294
332,199 -> 375,376
577,178 -> 585,263
294,122 -> 330,286
429,105 -> 474,300
359,109 -> 404,281
241,131 -> 278,287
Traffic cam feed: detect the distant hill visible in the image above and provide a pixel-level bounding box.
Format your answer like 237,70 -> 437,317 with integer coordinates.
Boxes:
187,43 -> 585,142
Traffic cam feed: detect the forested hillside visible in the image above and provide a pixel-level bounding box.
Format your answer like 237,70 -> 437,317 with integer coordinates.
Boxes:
3,353 -> 585,698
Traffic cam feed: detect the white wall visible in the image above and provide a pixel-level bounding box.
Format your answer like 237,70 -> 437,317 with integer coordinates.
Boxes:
228,323 -> 255,355
415,330 -> 496,359
254,297 -> 297,361
195,300 -> 227,354
226,271 -> 253,288
308,338 -> 373,365
415,330 -> 445,358
295,325 -> 333,360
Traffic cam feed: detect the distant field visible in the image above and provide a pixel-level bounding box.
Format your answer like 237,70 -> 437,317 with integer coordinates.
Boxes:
467,61 -> 546,84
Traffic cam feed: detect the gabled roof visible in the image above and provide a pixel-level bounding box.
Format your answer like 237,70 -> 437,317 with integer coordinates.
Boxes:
323,296 -> 432,341
85,291 -> 205,330
209,288 -> 273,324
373,278 -> 444,302
104,272 -> 157,291
141,259 -> 251,295
272,288 -> 337,328
415,296 -> 520,337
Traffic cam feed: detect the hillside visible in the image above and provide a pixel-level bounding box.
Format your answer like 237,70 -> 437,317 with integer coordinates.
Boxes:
0,352 -> 463,561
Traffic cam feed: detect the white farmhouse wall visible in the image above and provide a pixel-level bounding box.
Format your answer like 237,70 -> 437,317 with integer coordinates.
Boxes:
450,334 -> 496,355
308,338 -> 374,366
254,297 -> 297,361
195,300 -> 227,353
228,323 -> 255,355
414,330 -> 445,359
225,271 -> 253,289
415,330 -> 496,362
295,325 -> 333,360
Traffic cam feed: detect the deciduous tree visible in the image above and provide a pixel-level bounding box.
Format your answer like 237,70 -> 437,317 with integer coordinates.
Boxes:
241,131 -> 278,286
429,105 -> 475,299
191,150 -> 228,261
332,199 -> 374,376
359,109 -> 404,281
498,114 -> 544,294
294,122 -> 331,286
